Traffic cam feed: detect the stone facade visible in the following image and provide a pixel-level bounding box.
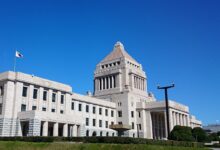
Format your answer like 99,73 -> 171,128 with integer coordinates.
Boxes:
0,42 -> 202,138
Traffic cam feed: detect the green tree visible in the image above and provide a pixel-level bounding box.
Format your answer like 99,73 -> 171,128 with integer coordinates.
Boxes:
217,131 -> 220,136
169,125 -> 194,141
207,133 -> 220,142
192,127 -> 207,142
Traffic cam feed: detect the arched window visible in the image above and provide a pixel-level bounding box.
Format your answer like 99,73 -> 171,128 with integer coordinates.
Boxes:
86,130 -> 89,137
100,131 -> 102,136
106,132 -> 109,137
112,133 -> 114,137
133,133 -> 135,138
92,131 -> 97,137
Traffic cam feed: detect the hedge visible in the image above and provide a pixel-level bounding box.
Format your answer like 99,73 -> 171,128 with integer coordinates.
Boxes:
0,137 -> 204,148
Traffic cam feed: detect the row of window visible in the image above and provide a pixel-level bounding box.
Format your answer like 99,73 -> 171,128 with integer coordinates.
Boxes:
118,111 -> 141,118
71,101 -> 114,117
127,61 -> 140,69
101,61 -> 120,69
86,118 -> 114,128
131,122 -> 142,130
22,86 -> 65,104
86,130 -> 115,137
21,104 -> 64,114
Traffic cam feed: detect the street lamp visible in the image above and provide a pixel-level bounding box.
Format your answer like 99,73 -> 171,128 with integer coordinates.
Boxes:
157,83 -> 175,138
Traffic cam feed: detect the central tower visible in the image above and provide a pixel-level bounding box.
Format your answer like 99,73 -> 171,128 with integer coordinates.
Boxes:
93,41 -> 155,137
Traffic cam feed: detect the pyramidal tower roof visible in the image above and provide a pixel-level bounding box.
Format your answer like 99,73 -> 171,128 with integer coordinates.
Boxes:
101,41 -> 138,63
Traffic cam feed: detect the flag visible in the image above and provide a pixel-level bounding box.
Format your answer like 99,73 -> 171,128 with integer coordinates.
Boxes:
15,51 -> 23,58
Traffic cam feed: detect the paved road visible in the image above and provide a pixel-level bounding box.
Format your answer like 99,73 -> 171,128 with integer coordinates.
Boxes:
211,148 -> 220,150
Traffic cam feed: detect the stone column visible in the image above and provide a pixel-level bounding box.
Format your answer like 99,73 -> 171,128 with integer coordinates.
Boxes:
175,113 -> 178,125
108,76 -> 110,89
77,125 -> 81,137
169,110 -> 173,131
53,122 -> 58,136
111,76 -> 114,88
73,125 -> 78,137
42,121 -> 48,136
71,125 -> 74,137
179,114 -> 182,125
63,123 -> 68,137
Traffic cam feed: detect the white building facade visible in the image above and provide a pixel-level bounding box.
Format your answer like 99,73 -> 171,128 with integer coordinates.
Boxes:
0,42 -> 201,138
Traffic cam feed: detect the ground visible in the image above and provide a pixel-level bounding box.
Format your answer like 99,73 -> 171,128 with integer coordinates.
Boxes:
0,141 -> 210,150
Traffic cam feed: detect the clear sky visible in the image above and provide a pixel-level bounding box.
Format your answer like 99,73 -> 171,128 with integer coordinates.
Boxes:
0,0 -> 219,125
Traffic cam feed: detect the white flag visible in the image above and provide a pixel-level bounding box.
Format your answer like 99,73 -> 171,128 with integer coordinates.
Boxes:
15,51 -> 23,58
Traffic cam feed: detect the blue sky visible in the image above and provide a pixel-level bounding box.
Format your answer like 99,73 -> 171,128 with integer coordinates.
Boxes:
0,0 -> 219,125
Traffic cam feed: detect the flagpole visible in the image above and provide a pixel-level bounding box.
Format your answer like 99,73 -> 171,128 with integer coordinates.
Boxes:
14,51 -> 17,72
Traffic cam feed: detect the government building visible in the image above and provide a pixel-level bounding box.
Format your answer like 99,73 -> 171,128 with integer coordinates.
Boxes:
0,42 -> 202,139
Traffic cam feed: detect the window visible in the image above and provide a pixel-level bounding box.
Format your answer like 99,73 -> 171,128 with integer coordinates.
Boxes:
22,86 -> 28,97
43,91 -> 47,101
105,109 -> 108,116
52,93 -> 56,102
111,110 -> 114,117
138,111 -> 141,118
32,106 -> 37,110
0,104 -> 2,114
86,105 -> 89,113
86,118 -> 89,126
71,101 -> 74,110
111,121 -> 114,125
93,119 -> 96,127
99,108 -> 102,115
118,111 -> 122,117
42,107 -> 46,111
78,104 -> 82,111
139,124 -> 142,130
99,120 -> 102,127
131,111 -> 134,118
118,122 -> 122,125
61,95 -> 64,104
0,86 -> 4,96
60,110 -> 64,114
105,121 -> 108,128
21,104 -> 26,112
33,89 -> 38,99
86,130 -> 89,136
132,122 -> 134,129
51,108 -> 55,112
93,106 -> 96,114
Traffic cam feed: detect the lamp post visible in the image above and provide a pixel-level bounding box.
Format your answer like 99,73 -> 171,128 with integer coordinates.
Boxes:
157,83 -> 175,138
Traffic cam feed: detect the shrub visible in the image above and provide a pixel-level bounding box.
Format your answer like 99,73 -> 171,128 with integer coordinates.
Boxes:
169,125 -> 194,141
0,136 -> 204,148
